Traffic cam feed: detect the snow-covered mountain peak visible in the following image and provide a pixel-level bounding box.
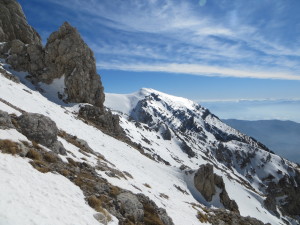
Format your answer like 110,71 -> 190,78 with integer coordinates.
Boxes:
105,88 -> 200,116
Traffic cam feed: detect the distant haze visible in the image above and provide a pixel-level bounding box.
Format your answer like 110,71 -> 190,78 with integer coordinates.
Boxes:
223,119 -> 300,164
200,99 -> 300,123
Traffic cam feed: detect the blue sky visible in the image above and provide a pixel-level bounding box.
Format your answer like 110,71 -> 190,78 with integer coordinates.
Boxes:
19,0 -> 300,120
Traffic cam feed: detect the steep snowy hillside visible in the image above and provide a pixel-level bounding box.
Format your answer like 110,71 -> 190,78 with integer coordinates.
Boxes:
106,89 -> 300,225
0,55 -> 298,225
1,1 -> 300,224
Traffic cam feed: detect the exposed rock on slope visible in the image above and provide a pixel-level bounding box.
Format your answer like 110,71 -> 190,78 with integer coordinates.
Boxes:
0,3 -> 104,109
0,0 -> 41,45
0,110 -> 13,129
41,22 -> 105,108
16,112 -> 66,155
194,164 -> 239,213
79,105 -> 124,137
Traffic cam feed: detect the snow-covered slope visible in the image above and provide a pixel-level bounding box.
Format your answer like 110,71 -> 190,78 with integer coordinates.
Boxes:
106,88 -> 300,224
1,60 -> 300,225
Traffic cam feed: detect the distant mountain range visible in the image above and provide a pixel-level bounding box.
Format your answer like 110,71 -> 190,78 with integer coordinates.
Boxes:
223,119 -> 300,163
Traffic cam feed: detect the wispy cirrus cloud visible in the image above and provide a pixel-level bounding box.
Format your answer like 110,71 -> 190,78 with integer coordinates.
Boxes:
23,0 -> 300,80
97,62 -> 300,80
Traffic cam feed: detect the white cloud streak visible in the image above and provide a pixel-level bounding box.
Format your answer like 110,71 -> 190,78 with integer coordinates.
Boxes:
41,0 -> 300,80
97,62 -> 300,80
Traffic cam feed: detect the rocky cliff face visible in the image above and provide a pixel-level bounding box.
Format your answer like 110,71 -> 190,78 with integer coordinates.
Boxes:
42,22 -> 105,108
0,0 -> 41,45
194,164 -> 239,213
0,1 -> 105,109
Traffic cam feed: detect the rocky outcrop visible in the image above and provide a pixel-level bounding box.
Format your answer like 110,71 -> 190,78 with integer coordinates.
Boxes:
265,174 -> 300,221
0,110 -> 14,129
194,164 -> 216,201
40,22 -> 105,108
194,164 -> 239,213
0,1 -> 105,109
137,194 -> 174,225
207,209 -> 268,225
5,39 -> 45,76
17,113 -> 66,154
0,0 -> 41,45
117,192 -> 144,222
78,105 -> 124,137
160,124 -> 172,140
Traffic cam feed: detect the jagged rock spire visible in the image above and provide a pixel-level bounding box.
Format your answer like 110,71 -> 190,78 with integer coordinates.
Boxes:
41,21 -> 105,108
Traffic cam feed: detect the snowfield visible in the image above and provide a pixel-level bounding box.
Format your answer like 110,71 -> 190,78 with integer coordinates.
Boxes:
0,61 -> 299,225
0,153 -> 104,225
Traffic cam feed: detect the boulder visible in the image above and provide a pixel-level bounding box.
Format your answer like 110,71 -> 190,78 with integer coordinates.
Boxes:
194,164 -> 216,201
117,192 -> 144,222
0,0 -> 41,45
194,164 -> 239,213
17,113 -> 66,154
0,110 -> 14,129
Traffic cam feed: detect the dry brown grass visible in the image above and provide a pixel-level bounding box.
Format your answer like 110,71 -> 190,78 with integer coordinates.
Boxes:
87,196 -> 112,222
109,186 -> 120,197
29,160 -> 50,173
43,152 -> 58,163
197,211 -> 208,223
159,193 -> 169,199
10,117 -> 19,128
26,149 -> 42,160
143,202 -> 165,225
31,141 -> 43,150
59,169 -> 71,177
67,157 -> 78,167
0,139 -> 21,155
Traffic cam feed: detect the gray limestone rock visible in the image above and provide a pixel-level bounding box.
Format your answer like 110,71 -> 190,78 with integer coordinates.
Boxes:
117,192 -> 144,222
18,113 -> 58,147
0,0 -> 41,45
194,163 -> 216,201
194,163 -> 239,213
17,112 -> 66,155
78,105 -> 124,137
41,22 -> 105,108
0,110 -> 14,129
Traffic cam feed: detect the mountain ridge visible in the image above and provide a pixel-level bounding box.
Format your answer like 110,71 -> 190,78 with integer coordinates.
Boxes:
223,119 -> 300,163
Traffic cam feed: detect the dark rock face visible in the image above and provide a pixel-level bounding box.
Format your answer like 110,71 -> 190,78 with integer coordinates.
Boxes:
264,196 -> 279,217
17,113 -> 66,154
194,164 -> 239,213
208,209 -> 268,225
160,124 -> 172,140
265,173 -> 300,221
194,164 -> 216,201
40,22 -> 105,108
0,110 -> 14,129
180,140 -> 196,158
0,0 -> 41,45
78,105 -> 124,137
